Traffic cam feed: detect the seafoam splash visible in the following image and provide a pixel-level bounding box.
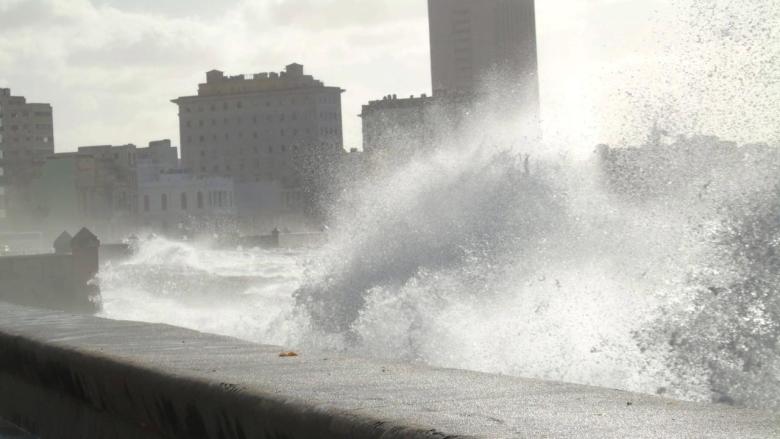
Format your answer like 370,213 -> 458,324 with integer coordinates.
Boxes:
99,237 -> 304,342
99,135 -> 780,408
99,0 -> 780,409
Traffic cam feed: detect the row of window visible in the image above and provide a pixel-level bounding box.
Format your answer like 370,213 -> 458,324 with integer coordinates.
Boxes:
186,127 -> 340,144
142,191 -> 233,213
0,111 -> 52,118
182,96 -> 339,113
1,124 -> 52,131
185,111 -> 338,127
197,143 -> 300,158
2,148 -> 52,157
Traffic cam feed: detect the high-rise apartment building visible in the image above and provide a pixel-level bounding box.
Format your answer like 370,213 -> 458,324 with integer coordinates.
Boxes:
428,0 -> 539,108
172,64 -> 345,187
0,88 -> 54,223
0,148 -> 5,222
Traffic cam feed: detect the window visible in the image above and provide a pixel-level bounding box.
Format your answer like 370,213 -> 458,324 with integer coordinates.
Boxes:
144,195 -> 150,212
197,192 -> 204,209
161,194 -> 167,211
181,192 -> 188,210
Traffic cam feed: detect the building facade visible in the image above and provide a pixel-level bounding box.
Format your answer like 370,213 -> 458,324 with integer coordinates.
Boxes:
137,170 -> 236,234
28,153 -> 97,236
0,88 -> 54,224
360,93 -> 477,158
427,0 -> 539,110
75,140 -> 180,233
172,64 -> 344,186
360,94 -> 435,156
0,149 -> 5,223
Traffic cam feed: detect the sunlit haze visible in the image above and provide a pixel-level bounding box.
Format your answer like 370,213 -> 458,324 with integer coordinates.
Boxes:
1,0 -> 776,153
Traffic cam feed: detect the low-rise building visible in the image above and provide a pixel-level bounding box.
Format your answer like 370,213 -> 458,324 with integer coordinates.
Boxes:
360,92 -> 477,162
137,169 -> 236,234
360,94 -> 435,156
74,140 -> 180,236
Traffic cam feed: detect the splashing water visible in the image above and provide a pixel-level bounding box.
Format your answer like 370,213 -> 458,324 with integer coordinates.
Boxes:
100,130 -> 780,409
100,0 -> 780,409
99,238 -> 304,341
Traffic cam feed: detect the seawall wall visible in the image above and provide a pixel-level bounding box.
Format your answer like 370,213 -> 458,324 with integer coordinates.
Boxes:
0,228 -> 100,314
0,303 -> 777,439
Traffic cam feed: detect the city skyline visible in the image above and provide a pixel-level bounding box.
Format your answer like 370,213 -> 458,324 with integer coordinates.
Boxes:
0,0 -> 777,155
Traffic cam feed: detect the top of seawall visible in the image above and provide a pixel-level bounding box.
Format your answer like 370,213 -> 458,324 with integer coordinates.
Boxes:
0,303 -> 777,438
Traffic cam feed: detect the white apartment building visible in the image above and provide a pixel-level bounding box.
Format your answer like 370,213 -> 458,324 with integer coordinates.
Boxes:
137,170 -> 236,233
172,63 -> 344,187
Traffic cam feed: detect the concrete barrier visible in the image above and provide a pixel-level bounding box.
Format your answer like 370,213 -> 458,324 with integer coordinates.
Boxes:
0,228 -> 100,314
0,303 -> 777,439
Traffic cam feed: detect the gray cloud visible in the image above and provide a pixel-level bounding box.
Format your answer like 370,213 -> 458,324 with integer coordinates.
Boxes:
67,31 -> 215,68
266,0 -> 422,30
89,0 -> 241,19
0,0 -> 70,32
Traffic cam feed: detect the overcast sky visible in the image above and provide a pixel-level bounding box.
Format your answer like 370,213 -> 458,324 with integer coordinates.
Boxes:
0,0 -> 777,154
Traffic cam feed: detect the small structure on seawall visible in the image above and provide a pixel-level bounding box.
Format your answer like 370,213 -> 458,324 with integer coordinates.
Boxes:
0,227 -> 102,314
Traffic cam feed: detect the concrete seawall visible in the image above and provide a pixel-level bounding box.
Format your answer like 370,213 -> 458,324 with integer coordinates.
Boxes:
0,303 -> 777,439
0,228 -> 100,314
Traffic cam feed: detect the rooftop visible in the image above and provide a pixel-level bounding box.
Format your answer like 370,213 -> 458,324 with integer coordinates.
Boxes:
360,93 -> 433,115
175,63 -> 342,101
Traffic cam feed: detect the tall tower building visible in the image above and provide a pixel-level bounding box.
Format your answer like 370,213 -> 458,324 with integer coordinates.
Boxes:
427,0 -> 539,113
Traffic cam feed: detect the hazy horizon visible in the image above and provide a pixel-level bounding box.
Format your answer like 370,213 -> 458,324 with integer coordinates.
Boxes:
0,0 -> 777,155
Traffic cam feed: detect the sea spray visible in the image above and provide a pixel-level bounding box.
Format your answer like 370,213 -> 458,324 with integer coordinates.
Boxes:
99,138 -> 780,408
